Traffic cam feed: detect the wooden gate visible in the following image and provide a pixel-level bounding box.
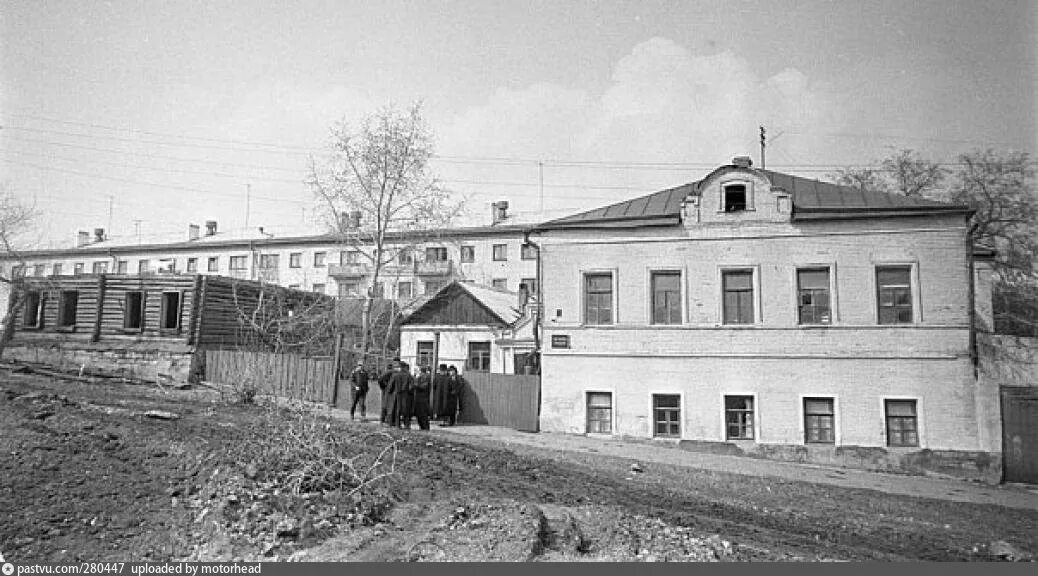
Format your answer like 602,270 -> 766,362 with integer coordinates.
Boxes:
1001,386 -> 1038,484
459,373 -> 540,432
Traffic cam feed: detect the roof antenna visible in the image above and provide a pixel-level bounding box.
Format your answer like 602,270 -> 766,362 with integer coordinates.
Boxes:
759,126 -> 766,169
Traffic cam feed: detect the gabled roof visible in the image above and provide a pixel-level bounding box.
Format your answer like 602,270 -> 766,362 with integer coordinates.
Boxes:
537,166 -> 969,230
401,281 -> 524,327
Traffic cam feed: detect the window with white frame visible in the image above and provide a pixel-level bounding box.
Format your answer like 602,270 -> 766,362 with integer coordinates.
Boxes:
885,399 -> 919,447
876,266 -> 913,324
724,395 -> 754,440
492,244 -> 508,261
492,278 -> 507,290
397,281 -> 413,299
653,394 -> 681,438
584,272 -> 613,325
206,257 -> 218,272
229,256 -> 248,271
797,268 -> 831,325
722,270 -> 754,325
289,253 -> 302,268
460,245 -> 475,263
804,397 -> 835,444
586,392 -> 612,434
467,341 -> 491,372
651,271 -> 682,325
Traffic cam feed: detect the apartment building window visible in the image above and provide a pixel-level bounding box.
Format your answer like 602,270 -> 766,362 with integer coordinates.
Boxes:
90,261 -> 106,275
417,341 -> 434,367
339,282 -> 359,298
397,281 -> 413,300
722,270 -> 754,325
651,271 -> 682,325
289,253 -> 302,268
460,245 -> 475,263
723,184 -> 748,212
52,263 -> 62,276
467,341 -> 491,372
57,291 -> 78,328
313,252 -> 326,267
425,247 -> 448,262
186,258 -> 198,272
113,260 -> 126,274
492,278 -> 507,290
160,292 -> 182,331
653,394 -> 681,438
398,248 -> 413,266
23,291 -> 43,329
797,268 -> 831,325
74,263 -> 85,276
521,243 -> 538,260
877,266 -> 913,324
584,273 -> 613,325
586,392 -> 612,434
124,291 -> 145,330
342,251 -> 359,265
520,278 -> 537,296
312,283 -> 326,294
371,283 -> 385,298
724,395 -> 755,440
33,264 -> 45,277
492,244 -> 508,261
424,280 -> 444,295
138,260 -> 150,275
804,397 -> 835,444
229,256 -> 248,271
259,254 -> 280,269
207,257 -> 218,272
885,399 -> 919,447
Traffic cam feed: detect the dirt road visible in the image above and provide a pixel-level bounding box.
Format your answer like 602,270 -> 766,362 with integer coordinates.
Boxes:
1,368 -> 1035,562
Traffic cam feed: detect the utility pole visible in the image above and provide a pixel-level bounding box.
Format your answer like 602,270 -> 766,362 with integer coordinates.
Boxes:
538,161 -> 544,213
245,183 -> 251,230
759,126 -> 766,169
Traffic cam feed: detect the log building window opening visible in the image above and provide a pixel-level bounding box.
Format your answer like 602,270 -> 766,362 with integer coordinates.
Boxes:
467,341 -> 491,372
722,270 -> 754,324
804,397 -> 835,444
653,394 -> 681,438
725,395 -> 755,440
877,266 -> 913,324
586,392 -> 612,434
798,268 -> 831,325
124,291 -> 145,330
885,399 -> 919,447
58,290 -> 79,328
23,291 -> 43,329
160,292 -> 182,331
724,184 -> 747,212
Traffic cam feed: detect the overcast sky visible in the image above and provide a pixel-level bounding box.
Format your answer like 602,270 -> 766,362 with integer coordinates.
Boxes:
1,0 -> 1035,247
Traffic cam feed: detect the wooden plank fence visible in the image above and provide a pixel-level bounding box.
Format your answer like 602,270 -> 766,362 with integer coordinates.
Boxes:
205,349 -> 336,404
459,373 -> 540,432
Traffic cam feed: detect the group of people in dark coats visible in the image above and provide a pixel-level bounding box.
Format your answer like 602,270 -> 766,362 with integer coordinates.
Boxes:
349,359 -> 464,430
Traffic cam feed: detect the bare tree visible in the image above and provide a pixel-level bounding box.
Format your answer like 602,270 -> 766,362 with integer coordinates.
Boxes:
306,103 -> 462,360
0,185 -> 39,352
829,148 -> 944,197
830,166 -> 891,194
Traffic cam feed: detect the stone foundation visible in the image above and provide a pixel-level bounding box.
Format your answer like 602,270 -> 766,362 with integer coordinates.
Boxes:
3,341 -> 201,385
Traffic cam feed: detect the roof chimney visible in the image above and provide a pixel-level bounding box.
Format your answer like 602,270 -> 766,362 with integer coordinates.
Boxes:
93,228 -> 105,242
205,220 -> 217,236
732,155 -> 753,168
491,201 -> 509,225
76,231 -> 91,247
188,224 -> 200,241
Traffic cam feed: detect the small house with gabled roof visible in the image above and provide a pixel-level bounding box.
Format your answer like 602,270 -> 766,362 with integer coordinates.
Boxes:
399,281 -> 537,375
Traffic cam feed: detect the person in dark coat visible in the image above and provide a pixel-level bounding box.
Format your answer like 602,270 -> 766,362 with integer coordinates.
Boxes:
378,362 -> 395,425
388,361 -> 414,429
349,361 -> 369,420
431,364 -> 449,423
444,365 -> 464,426
413,365 -> 432,430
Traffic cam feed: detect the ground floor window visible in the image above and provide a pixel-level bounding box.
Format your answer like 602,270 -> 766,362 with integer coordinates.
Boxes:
725,395 -> 755,440
467,341 -> 491,371
653,394 -> 681,438
417,341 -> 434,367
885,399 -> 919,447
587,392 -> 612,434
804,397 -> 835,444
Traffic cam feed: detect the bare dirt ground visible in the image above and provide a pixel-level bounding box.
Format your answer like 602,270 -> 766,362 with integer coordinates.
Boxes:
1,367 -> 1036,562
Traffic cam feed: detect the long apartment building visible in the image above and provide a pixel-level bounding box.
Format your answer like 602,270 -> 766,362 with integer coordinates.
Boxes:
0,202 -> 539,313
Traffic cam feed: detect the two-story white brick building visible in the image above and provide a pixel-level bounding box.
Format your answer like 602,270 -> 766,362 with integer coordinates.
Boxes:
531,156 -> 1000,482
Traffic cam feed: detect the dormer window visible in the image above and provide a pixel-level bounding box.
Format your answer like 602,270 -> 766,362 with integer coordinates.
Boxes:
724,184 -> 748,212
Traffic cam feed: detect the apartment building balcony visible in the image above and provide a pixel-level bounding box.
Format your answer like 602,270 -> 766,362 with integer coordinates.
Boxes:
415,260 -> 453,277
328,263 -> 372,278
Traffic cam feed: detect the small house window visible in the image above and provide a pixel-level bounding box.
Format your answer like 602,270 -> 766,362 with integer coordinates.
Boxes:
467,341 -> 491,372
584,273 -> 613,325
160,292 -> 182,330
520,278 -> 538,296
798,268 -> 831,325
398,248 -> 413,265
116,260 -> 128,274
313,252 -> 326,267
207,257 -> 218,272
52,263 -> 63,276
58,290 -> 79,328
725,395 -> 755,440
259,254 -> 279,269
492,278 -> 507,290
124,291 -> 144,330
34,264 -> 45,276
73,263 -> 85,276
138,260 -> 150,275
417,341 -> 434,367
289,253 -> 302,268
492,244 -> 508,261
186,258 -> 198,272
521,243 -> 538,260
885,399 -> 919,447
460,245 -> 475,263
397,281 -> 413,299
724,184 -> 747,212
804,397 -> 835,444
653,394 -> 681,438
91,261 -> 107,274
586,392 -> 612,434
877,266 -> 913,324
22,291 -> 43,328
722,270 -> 754,324
651,271 -> 682,325
229,256 -> 248,271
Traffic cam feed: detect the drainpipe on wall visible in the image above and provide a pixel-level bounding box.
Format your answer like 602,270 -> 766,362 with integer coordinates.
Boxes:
522,228 -> 543,357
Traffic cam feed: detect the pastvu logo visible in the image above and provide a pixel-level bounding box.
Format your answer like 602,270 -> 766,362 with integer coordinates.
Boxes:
0,550 -> 13,576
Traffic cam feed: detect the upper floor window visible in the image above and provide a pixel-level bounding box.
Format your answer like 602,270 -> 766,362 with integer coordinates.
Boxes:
92,261 -> 108,274
723,184 -> 748,212
398,248 -> 413,266
73,263 -> 85,276
492,244 -> 508,261
137,260 -> 149,275
313,252 -> 326,267
520,278 -> 537,296
52,263 -> 63,276
186,258 -> 198,273
342,251 -> 359,265
460,245 -> 475,263
722,269 -> 754,325
425,247 -> 448,262
207,257 -> 218,272
651,271 -> 682,325
11,265 -> 25,278
521,243 -> 538,260
116,261 -> 128,274
289,253 -> 302,268
397,281 -> 413,300
876,266 -> 913,324
797,268 -> 831,325
33,264 -> 45,277
584,272 -> 613,325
